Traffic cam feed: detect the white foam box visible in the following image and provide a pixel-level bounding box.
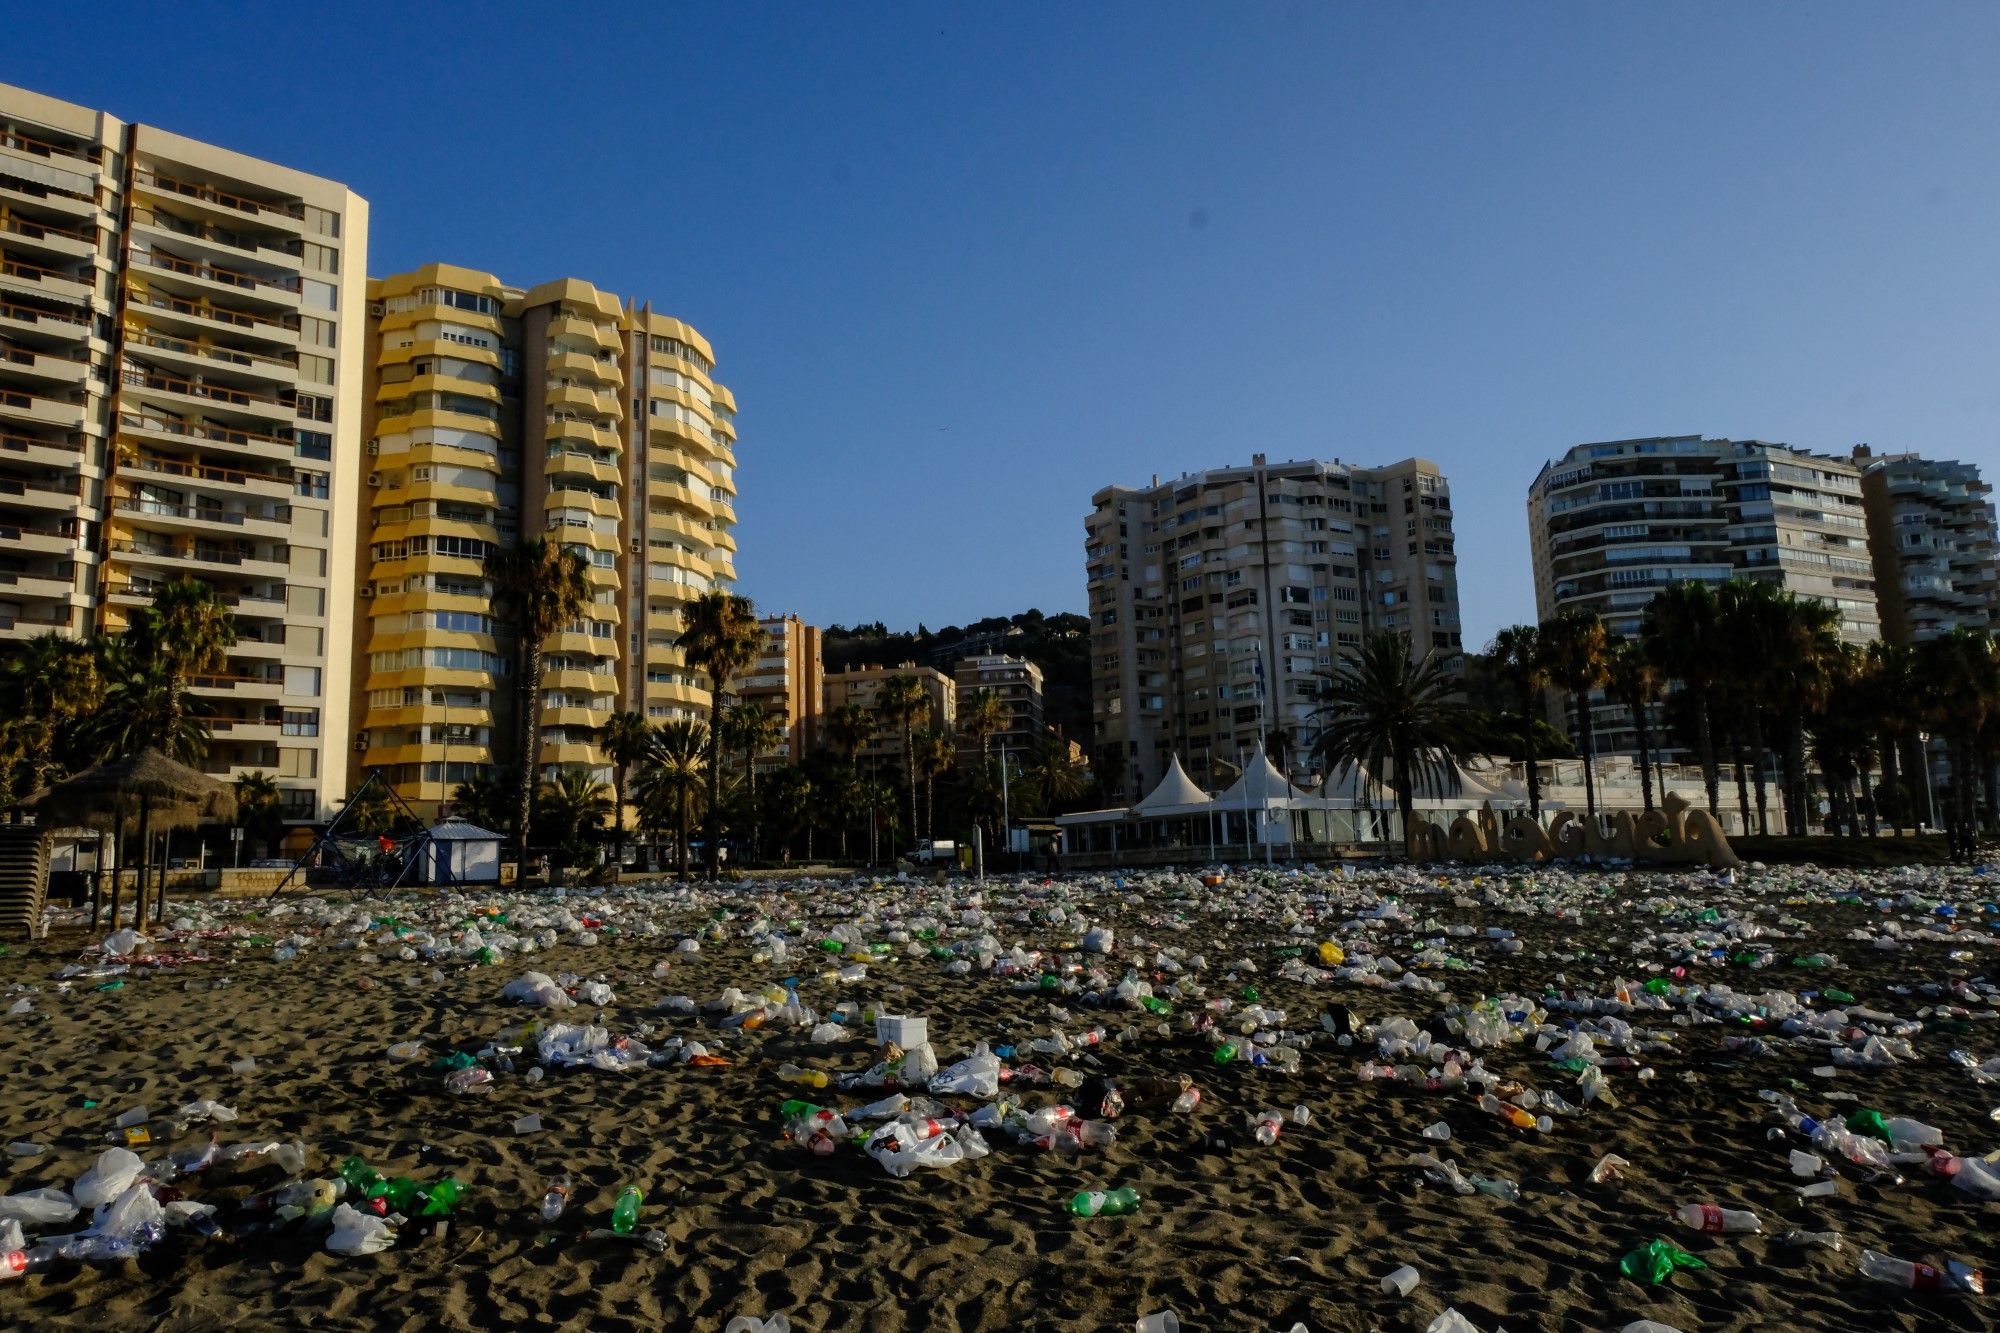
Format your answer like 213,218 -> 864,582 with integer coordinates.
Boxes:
875,1015 -> 928,1048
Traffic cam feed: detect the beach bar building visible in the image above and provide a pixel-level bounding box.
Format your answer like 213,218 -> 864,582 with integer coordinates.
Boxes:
421,818 -> 503,886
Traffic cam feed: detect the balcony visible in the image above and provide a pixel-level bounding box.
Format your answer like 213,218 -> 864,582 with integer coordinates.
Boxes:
113,495 -> 292,538
0,295 -> 90,339
0,252 -> 94,303
0,208 -> 97,260
0,427 -> 82,466
131,167 -> 303,227
126,327 -> 295,383
0,607 -> 76,638
186,668 -> 284,699
0,385 -> 85,430
122,364 -> 294,423
0,472 -> 81,510
125,451 -> 292,498
0,339 -> 88,385
118,408 -> 294,460
107,538 -> 288,579
130,247 -> 299,311
129,286 -> 299,344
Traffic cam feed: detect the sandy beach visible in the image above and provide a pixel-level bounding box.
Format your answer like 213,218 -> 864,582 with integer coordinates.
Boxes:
1,863 -> 1996,1333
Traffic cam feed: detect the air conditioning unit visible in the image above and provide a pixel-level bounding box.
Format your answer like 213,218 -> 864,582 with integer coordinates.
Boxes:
352,738 -> 369,752
629,538 -> 642,555
369,302 -> 385,316
358,587 -> 375,598
366,440 -> 379,456
366,472 -> 381,487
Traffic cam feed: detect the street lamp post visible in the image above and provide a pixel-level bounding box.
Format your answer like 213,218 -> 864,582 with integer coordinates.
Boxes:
1919,731 -> 1938,831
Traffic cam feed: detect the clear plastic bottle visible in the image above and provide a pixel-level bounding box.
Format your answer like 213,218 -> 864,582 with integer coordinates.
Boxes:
1251,1111 -> 1283,1145
540,1173 -> 571,1222
1171,1087 -> 1201,1114
1857,1249 -> 1983,1293
1675,1202 -> 1761,1234
776,1063 -> 828,1090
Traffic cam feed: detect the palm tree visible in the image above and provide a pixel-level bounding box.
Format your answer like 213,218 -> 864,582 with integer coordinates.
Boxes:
874,674 -> 929,846
958,689 -> 1007,757
823,702 -> 874,764
91,649 -> 208,764
0,633 -> 100,793
635,718 -> 707,878
136,578 -> 236,741
1809,645 -> 1877,837
1917,629 -> 1999,848
911,724 -> 955,839
1309,631 -> 1471,855
680,590 -> 760,875
598,709 -> 652,870
449,767 -> 518,837
1717,579 -> 1795,834
491,537 -> 591,881
1604,638 -> 1665,812
536,767 -> 612,882
762,766 -> 815,864
1538,610 -> 1609,819
1866,640 -> 1917,833
1642,581 -> 1724,814
1767,593 -> 1844,836
1487,625 -> 1549,822
232,771 -> 283,859
725,700 -> 785,859
1016,733 -> 1090,815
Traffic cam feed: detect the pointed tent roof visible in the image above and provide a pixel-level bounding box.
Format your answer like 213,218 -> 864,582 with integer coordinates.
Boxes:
1133,755 -> 1212,814
1213,743 -> 1316,810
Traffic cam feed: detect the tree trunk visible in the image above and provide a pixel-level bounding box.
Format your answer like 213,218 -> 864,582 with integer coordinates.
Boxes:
133,797 -> 152,927
1877,735 -> 1902,833
517,643 -> 542,885
1396,741 -> 1418,859
1632,700 -> 1655,812
1578,694 -> 1598,820
1696,691 -> 1720,814
676,788 -> 691,880
1747,712 -> 1771,837
704,685 -> 725,878
612,764 -> 627,871
1785,712 -> 1809,835
1522,685 -> 1542,822
1733,745 -> 1751,835
904,721 -> 918,849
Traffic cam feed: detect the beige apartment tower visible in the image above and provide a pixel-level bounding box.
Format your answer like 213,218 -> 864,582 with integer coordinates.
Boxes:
741,614 -> 823,770
1853,446 -> 1999,644
822,663 -> 956,767
951,654 -> 1044,757
1085,455 -> 1460,802
351,264 -> 738,814
0,82 -> 367,826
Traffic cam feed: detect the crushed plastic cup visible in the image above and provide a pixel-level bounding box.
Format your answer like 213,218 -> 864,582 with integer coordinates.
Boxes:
513,1113 -> 543,1135
1421,1121 -> 1452,1141
1136,1314 -> 1180,1333
1381,1264 -> 1421,1296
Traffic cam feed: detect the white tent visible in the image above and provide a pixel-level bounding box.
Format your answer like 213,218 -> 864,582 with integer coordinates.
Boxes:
1133,755 -> 1213,816
1212,744 -> 1316,810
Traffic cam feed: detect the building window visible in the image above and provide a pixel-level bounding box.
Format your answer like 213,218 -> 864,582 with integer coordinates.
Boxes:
281,708 -> 320,737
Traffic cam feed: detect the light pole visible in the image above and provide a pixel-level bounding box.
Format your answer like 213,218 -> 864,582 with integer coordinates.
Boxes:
1919,731 -> 1938,831
998,742 -> 1011,862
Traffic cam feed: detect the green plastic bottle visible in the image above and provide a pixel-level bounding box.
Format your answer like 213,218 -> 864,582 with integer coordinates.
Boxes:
1066,1186 -> 1141,1217
379,1177 -> 422,1211
338,1156 -> 382,1195
611,1184 -> 643,1235
420,1178 -> 461,1217
1212,1041 -> 1238,1065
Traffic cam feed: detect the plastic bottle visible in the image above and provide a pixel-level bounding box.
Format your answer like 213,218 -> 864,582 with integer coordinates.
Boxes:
1478,1094 -> 1552,1133
243,1178 -> 345,1214
1857,1249 -> 1983,1294
1171,1087 -> 1201,1114
1067,1186 -> 1141,1217
2,1247 -> 49,1281
540,1174 -> 571,1222
1212,1041 -> 1238,1065
1676,1203 -> 1761,1234
777,1064 -> 828,1090
611,1185 -> 643,1235
1251,1110 -> 1283,1145
420,1179 -> 461,1217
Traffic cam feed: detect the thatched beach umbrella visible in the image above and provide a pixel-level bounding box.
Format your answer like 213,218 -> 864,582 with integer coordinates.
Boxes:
25,749 -> 236,928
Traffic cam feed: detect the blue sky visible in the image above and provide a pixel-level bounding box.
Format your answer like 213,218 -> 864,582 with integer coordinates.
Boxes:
12,4 -> 2000,648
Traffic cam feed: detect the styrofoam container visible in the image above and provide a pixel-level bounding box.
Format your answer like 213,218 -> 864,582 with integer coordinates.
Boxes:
876,1015 -> 927,1048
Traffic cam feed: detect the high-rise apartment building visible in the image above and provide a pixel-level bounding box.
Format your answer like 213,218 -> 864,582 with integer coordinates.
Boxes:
1853,446 -> 1999,644
740,613 -> 823,770
951,654 -> 1044,757
1085,455 -> 1460,802
351,264 -> 737,814
822,663 -> 956,767
1527,435 -> 1880,761
1528,436 -> 1880,644
1,82 -> 368,823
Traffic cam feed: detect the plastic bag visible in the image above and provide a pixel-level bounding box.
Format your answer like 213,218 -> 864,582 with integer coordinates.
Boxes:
1619,1236 -> 1707,1286
100,928 -> 147,957
724,1319 -> 793,1333
326,1202 -> 398,1255
73,1147 -> 143,1208
500,972 -> 574,1008
930,1046 -> 1001,1098
0,1188 -> 78,1227
95,1181 -> 165,1239
1082,926 -> 1115,954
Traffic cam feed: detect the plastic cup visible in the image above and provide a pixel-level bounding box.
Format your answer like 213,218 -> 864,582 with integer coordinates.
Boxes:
1381,1265 -> 1421,1297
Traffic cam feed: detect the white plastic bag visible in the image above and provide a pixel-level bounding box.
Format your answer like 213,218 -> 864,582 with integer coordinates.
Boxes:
1082,926 -> 1115,954
723,1318 -> 793,1333
0,1188 -> 76,1227
500,971 -> 574,1008
94,1181 -> 164,1238
326,1202 -> 398,1255
100,928 -> 147,957
73,1147 -> 143,1208
929,1046 -> 1001,1098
